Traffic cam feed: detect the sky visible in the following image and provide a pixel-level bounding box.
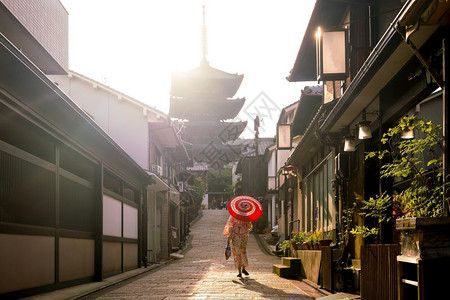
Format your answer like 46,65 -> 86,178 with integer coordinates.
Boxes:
60,0 -> 316,138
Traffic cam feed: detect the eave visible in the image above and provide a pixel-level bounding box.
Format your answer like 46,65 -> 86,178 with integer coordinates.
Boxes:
287,0 -> 349,82
183,121 -> 247,144
0,32 -> 151,185
292,86 -> 323,136
288,0 -> 448,136
169,97 -> 245,121
287,102 -> 336,167
170,62 -> 244,99
277,100 -> 299,125
69,70 -> 167,119
319,1 -> 441,135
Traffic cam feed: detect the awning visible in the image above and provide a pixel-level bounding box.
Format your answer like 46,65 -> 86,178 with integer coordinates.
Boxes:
147,171 -> 170,192
148,121 -> 190,163
169,185 -> 180,206
148,121 -> 180,148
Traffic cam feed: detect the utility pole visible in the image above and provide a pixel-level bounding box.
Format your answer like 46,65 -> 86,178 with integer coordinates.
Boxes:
254,116 -> 260,156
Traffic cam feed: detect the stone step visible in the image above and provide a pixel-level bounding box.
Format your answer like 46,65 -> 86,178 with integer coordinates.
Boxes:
281,257 -> 302,269
273,264 -> 297,278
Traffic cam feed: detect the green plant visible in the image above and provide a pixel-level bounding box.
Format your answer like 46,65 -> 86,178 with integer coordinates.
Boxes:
350,192 -> 391,238
310,228 -> 323,243
304,231 -> 313,244
189,176 -> 206,211
279,240 -> 291,251
373,116 -> 444,217
354,116 -> 446,240
291,229 -> 306,244
339,201 -> 356,247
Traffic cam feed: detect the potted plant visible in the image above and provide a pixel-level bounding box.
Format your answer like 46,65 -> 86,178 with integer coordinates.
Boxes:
279,240 -> 291,256
319,231 -> 333,248
291,229 -> 305,250
303,232 -> 313,250
309,228 -> 322,250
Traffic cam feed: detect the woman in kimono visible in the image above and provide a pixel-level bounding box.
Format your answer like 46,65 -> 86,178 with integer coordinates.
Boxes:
223,215 -> 252,277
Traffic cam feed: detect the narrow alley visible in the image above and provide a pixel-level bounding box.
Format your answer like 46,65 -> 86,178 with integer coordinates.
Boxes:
87,209 -> 328,299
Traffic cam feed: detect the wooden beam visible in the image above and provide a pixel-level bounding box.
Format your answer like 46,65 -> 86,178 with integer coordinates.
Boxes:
327,0 -> 372,5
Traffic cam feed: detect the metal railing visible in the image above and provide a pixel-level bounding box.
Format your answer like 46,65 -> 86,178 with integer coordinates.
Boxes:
289,219 -> 300,241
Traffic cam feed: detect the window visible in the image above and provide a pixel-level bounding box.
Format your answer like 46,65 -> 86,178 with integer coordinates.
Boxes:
0,151 -> 55,227
123,184 -> 136,202
104,172 -> 121,195
60,177 -> 95,232
0,105 -> 55,163
104,171 -> 138,203
60,145 -> 95,182
301,152 -> 335,232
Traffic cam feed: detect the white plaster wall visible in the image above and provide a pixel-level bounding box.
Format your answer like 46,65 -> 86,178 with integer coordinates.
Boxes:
107,99 -> 148,169
103,194 -> 122,237
268,150 -> 277,177
51,74 -> 149,169
123,203 -> 138,239
277,149 -> 291,170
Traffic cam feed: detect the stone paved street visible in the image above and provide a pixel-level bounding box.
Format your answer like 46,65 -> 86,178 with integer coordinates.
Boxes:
90,210 -> 328,299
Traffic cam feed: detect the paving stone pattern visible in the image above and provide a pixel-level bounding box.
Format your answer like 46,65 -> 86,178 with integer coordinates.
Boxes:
95,210 -> 327,299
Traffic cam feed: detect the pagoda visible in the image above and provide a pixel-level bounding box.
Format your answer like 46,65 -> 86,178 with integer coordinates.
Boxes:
169,6 -> 246,168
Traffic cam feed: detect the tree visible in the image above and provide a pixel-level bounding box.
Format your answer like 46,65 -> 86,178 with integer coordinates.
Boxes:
190,176 -> 206,210
352,116 -> 446,240
207,167 -> 233,194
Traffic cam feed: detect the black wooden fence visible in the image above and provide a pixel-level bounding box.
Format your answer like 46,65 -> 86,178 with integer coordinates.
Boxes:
361,244 -> 399,300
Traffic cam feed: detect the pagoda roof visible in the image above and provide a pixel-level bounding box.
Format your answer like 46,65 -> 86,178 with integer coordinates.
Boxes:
170,61 -> 244,99
169,97 -> 245,121
188,143 -> 242,169
182,120 -> 247,144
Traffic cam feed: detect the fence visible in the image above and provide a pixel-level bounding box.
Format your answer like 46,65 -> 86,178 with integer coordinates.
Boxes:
361,244 -> 399,300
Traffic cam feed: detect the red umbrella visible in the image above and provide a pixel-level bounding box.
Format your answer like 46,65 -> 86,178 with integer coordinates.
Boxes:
228,195 -> 263,222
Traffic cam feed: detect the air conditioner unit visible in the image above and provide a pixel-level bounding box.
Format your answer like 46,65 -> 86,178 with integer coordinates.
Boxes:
151,165 -> 163,176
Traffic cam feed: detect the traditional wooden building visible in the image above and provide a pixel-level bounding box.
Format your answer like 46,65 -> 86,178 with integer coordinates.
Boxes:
286,0 -> 450,296
50,71 -> 191,261
0,17 -> 150,298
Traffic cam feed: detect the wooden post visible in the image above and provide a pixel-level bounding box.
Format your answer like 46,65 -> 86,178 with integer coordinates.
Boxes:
444,38 -> 449,216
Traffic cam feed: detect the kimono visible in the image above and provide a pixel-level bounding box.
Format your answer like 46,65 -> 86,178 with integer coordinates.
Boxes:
223,216 -> 252,269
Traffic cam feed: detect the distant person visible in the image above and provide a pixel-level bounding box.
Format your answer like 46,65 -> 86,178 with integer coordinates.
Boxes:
223,215 -> 252,277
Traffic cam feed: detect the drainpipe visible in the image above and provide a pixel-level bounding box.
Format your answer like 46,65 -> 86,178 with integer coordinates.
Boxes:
272,195 -> 276,228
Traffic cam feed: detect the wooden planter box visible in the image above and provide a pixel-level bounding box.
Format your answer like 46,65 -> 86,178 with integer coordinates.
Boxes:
396,217 -> 450,259
396,217 -> 450,299
292,243 -> 302,250
291,249 -> 322,284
